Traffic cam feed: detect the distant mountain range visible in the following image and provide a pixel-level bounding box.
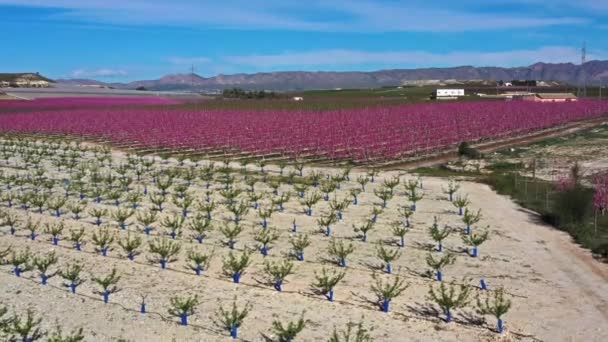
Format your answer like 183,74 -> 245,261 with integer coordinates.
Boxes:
56,60 -> 608,91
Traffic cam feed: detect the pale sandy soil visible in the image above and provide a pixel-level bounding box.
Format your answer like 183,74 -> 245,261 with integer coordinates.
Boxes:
0,147 -> 607,342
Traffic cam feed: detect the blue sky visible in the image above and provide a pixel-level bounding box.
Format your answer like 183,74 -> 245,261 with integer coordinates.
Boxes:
1,0 -> 607,82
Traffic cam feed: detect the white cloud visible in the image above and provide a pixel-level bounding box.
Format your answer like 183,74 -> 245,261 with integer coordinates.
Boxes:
226,46 -> 607,69
70,68 -> 128,78
0,0 -> 590,32
167,57 -> 212,66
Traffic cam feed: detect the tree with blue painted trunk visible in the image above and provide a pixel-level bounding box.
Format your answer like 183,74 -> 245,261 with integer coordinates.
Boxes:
428,282 -> 471,323
68,228 -> 86,251
197,200 -> 217,220
3,212 -> 19,235
462,208 -> 482,235
268,180 -> 282,196
329,318 -> 373,342
374,187 -> 393,209
48,196 -> 67,217
328,238 -> 355,268
247,191 -> 264,209
254,227 -> 280,257
217,297 -> 252,339
353,219 -> 375,242
367,169 -> 379,183
442,178 -> 461,202
222,250 -> 252,284
155,175 -> 173,196
382,176 -> 400,196
33,251 -> 58,285
173,193 -> 194,217
477,287 -> 512,334
68,201 -> 87,220
293,183 -> 309,199
429,217 -> 451,252
397,206 -> 414,228
92,228 -> 114,257
169,294 -> 199,326
308,171 -> 323,188
18,192 -> 32,210
88,186 -> 105,204
9,248 -> 31,277
30,192 -> 48,214
294,161 -> 305,177
149,192 -> 166,212
462,229 -> 489,257
172,183 -> 190,199
118,233 -> 142,261
371,273 -> 409,313
272,311 -> 307,342
106,190 -> 122,207
60,262 -> 85,294
2,192 -> 16,208
376,244 -> 401,274
47,324 -> 85,342
136,210 -> 158,235
148,237 -> 181,269
220,223 -> 245,249
349,188 -> 362,205
391,221 -> 410,248
312,267 -> 345,302
227,200 -> 250,224
112,207 -> 134,230
161,213 -> 185,239
186,248 -> 214,276
8,309 -> 43,342
188,215 -> 214,244
317,211 -> 339,237
453,195 -> 471,216
272,192 -> 291,212
426,253 -> 456,282
329,197 -> 350,220
24,217 -> 41,241
88,208 -> 107,227
92,268 -> 121,304
219,187 -> 242,206
289,233 -> 310,261
264,259 -> 295,291
405,181 -> 424,211
370,206 -> 383,223
301,191 -> 322,216
258,207 -> 275,229
320,181 -> 338,201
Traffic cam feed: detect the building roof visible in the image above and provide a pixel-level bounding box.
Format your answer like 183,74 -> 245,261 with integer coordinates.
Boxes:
535,93 -> 577,99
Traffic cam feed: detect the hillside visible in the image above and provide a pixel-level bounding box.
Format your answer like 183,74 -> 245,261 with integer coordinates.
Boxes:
55,60 -> 608,91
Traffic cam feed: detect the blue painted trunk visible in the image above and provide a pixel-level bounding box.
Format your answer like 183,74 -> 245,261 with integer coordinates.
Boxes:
74,243 -> 81,251
353,197 -> 358,205
261,246 -> 268,257
307,209 -> 312,216
472,247 -> 478,257
446,310 -> 452,323
466,226 -> 471,235
103,292 -> 109,303
480,279 -> 487,290
498,319 -> 504,333
328,290 -> 334,302
296,252 -> 304,261
262,219 -> 267,229
400,237 -> 405,248
196,236 -> 203,244
292,223 -> 297,233
438,243 -> 443,252
140,303 -> 147,313
382,299 -> 390,312
102,248 -> 108,257
41,275 -> 47,285
458,208 -> 463,216
437,271 -> 443,282
386,263 -> 392,274
144,227 -> 151,235
230,326 -> 238,339
14,267 -> 21,277
338,212 -> 343,220
195,265 -> 202,276
326,226 -> 331,237
70,283 -> 77,294
95,219 -> 102,226
161,260 -> 167,269
275,279 -> 283,292
233,272 -> 241,283
30,233 -> 37,240
181,313 -> 188,326
340,258 -> 346,268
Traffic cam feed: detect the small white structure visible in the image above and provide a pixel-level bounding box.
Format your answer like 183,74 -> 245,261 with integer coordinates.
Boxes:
434,89 -> 464,100
292,97 -> 304,101
504,82 -> 513,87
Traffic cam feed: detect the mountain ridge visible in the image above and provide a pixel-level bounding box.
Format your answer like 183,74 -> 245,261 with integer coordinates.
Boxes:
55,60 -> 608,91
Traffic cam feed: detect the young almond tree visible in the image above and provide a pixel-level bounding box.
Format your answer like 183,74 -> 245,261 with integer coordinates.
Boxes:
258,207 -> 275,229
405,183 -> 424,211
9,248 -> 32,277
289,233 -> 311,261
428,282 -> 471,323
391,221 -> 410,248
248,191 -> 264,209
33,251 -> 58,285
477,287 -> 512,333
187,215 -> 213,244
47,324 -> 85,342
160,213 -> 185,240
349,188 -> 362,205
9,309 -> 44,342
312,267 -> 346,302
254,228 -> 280,257
328,238 -> 355,267
426,253 -> 456,282
300,191 -> 323,216
219,223 -> 245,249
216,297 -> 252,339
169,294 -> 199,326
462,208 -> 482,235
293,184 -> 309,199
3,212 -> 19,235
462,229 -> 489,257
24,217 -> 41,241
272,192 -> 291,212
186,248 -> 214,276
357,176 -> 370,192
264,259 -> 295,292
353,219 -> 375,242
112,208 -> 134,230
223,250 -> 252,284
228,200 -> 250,224
317,211 -> 339,237
397,206 -> 414,228
137,210 -> 158,235
329,318 -> 373,342
148,237 -> 181,269
92,268 -> 121,303
118,233 -> 143,261
60,262 -> 85,294
271,311 -> 307,342
48,196 -> 67,217
370,206 -> 383,223
453,195 -> 471,216
376,244 -> 401,274
374,187 -> 393,209
92,228 -> 114,257
88,208 -> 107,227
149,192 -> 166,212
68,228 -> 86,251
371,273 -> 409,312
442,178 -> 460,202
42,221 -> 64,246
428,218 -> 451,252
198,200 -> 217,220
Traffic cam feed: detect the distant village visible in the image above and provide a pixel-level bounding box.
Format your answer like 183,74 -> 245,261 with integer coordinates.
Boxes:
0,73 -> 52,88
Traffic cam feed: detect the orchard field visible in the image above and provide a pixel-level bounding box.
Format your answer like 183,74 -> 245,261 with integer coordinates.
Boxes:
0,135 -> 607,341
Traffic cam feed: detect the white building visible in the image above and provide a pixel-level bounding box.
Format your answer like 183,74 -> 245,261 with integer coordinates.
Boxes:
292,97 -> 304,101
434,89 -> 465,100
